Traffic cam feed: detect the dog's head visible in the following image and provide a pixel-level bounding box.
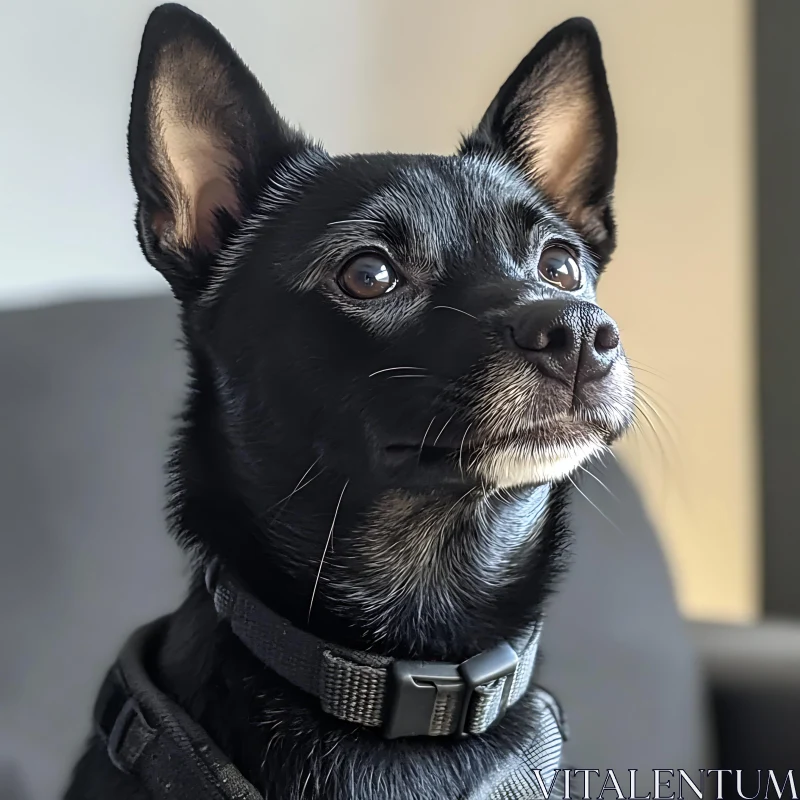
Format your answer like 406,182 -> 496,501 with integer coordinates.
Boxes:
129,6 -> 633,510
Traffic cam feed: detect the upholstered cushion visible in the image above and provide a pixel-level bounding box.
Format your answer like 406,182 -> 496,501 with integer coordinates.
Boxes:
0,296 -> 708,800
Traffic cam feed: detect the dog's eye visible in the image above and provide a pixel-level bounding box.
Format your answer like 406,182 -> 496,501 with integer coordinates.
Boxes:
537,245 -> 582,291
338,254 -> 399,299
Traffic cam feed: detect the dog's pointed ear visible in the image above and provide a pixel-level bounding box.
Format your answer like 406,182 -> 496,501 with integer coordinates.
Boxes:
464,18 -> 617,258
128,4 -> 308,296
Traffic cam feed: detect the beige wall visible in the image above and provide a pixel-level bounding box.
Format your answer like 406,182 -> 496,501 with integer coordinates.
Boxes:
366,0 -> 757,620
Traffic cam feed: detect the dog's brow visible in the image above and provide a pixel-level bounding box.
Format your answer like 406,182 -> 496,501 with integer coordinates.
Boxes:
322,218 -> 390,242
499,202 -> 559,261
326,214 -> 425,263
510,203 -> 545,232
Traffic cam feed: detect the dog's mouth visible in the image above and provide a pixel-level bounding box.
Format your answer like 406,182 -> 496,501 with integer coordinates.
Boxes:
388,417 -> 606,454
384,416 -> 611,486
385,442 -> 465,467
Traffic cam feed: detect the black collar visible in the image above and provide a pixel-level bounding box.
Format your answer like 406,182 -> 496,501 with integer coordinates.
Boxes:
205,558 -> 544,739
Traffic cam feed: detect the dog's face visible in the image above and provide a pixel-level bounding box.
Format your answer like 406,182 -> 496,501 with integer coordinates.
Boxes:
129,7 -> 633,503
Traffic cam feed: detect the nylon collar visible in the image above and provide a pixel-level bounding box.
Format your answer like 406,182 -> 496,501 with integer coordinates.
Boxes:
205,558 -> 543,739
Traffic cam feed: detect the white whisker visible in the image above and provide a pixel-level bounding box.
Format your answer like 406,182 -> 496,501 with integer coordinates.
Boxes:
458,423 -> 473,475
601,444 -> 618,462
369,366 -> 427,378
308,479 -> 349,622
441,487 -> 476,529
432,305 -> 479,321
267,456 -> 322,514
418,416 -> 437,462
568,475 -> 621,533
633,393 -> 672,469
327,218 -> 377,226
577,464 -> 618,503
433,413 -> 457,446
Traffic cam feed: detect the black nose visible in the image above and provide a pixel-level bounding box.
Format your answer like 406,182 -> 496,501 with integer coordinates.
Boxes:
507,299 -> 620,384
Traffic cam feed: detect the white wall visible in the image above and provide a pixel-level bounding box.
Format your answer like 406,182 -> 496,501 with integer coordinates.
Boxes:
1,1 -> 757,620
0,0 -> 373,309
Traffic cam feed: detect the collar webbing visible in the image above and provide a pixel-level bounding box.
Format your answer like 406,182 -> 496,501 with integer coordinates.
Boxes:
205,558 -> 542,739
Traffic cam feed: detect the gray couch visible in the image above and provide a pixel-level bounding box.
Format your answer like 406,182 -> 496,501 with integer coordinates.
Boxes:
0,295 -> 795,800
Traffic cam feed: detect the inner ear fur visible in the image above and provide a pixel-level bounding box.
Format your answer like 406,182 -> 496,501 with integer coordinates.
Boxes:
467,19 -> 617,255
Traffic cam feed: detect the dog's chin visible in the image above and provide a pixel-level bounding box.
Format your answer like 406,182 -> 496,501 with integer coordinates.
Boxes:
470,435 -> 605,489
382,418 -> 617,491
464,412 -> 628,488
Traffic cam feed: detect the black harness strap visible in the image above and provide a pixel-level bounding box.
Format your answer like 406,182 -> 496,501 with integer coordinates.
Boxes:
94,617 -> 261,800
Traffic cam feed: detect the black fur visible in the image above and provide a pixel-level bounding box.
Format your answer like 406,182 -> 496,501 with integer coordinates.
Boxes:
65,5 -> 633,799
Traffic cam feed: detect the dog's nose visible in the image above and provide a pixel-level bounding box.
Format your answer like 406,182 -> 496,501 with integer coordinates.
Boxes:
507,299 -> 620,384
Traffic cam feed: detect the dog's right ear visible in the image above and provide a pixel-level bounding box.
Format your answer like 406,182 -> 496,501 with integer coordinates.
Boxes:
463,18 -> 617,260
129,4 -> 308,298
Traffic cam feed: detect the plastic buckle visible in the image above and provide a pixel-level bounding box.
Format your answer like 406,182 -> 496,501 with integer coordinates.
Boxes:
455,641 -> 519,736
384,642 -> 519,739
106,698 -> 148,774
384,661 -> 462,739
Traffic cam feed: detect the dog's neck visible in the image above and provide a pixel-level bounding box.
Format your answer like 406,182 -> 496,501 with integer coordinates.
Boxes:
325,483 -> 556,660
171,380 -> 567,663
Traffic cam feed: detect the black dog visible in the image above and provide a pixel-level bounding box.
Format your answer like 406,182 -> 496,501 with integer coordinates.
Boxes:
65,5 -> 633,799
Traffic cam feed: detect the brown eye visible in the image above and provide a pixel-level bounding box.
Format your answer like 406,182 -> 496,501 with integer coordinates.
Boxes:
338,253 -> 399,299
537,245 -> 582,291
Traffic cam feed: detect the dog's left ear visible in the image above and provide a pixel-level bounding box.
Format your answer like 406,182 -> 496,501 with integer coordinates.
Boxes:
128,4 -> 309,297
465,18 -> 617,258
